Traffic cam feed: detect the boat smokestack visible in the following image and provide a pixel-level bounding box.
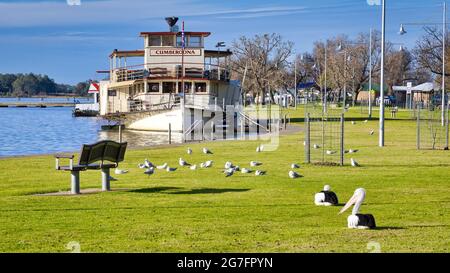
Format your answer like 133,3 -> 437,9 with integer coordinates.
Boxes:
165,17 -> 179,32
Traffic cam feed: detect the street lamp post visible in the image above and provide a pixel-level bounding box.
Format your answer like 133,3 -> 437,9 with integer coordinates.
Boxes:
380,0 -> 386,147
400,1 -> 447,127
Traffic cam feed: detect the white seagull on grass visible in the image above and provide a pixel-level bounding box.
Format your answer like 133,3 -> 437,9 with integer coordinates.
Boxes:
350,158 -> 360,167
289,171 -> 302,179
203,147 -> 213,154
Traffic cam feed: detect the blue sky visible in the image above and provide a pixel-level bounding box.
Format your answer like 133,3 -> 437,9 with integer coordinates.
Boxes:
0,0 -> 447,84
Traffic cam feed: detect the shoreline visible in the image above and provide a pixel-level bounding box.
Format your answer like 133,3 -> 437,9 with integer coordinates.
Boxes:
0,123 -> 302,160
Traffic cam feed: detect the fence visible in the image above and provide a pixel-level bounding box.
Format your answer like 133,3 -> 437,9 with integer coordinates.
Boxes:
416,102 -> 449,150
305,108 -> 344,166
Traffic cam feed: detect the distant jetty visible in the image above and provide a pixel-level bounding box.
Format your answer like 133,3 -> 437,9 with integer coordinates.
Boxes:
0,102 -> 75,108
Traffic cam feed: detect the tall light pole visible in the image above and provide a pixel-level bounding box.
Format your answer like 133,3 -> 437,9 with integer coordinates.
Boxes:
400,1 -> 447,127
369,28 -> 373,119
380,0 -> 386,147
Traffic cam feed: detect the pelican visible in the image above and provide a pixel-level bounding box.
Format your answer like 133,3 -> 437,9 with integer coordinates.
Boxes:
314,185 -> 338,206
339,188 -> 376,229
187,148 -> 193,155
203,147 -> 213,154
179,158 -> 190,166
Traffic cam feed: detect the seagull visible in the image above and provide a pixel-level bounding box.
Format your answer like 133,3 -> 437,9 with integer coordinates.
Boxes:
349,149 -> 359,154
256,144 -> 264,153
233,165 -> 240,172
144,159 -> 153,168
326,150 -> 336,155
255,170 -> 266,176
289,171 -> 301,179
313,144 -> 320,149
144,167 -> 154,177
138,163 -> 146,169
114,169 -> 128,175
187,148 -> 192,155
224,161 -> 234,169
241,168 -> 252,174
303,141 -> 306,146
250,161 -> 262,167
179,158 -> 191,166
291,163 -> 300,169
351,121 -> 356,125
364,120 -> 368,123
314,185 -> 339,206
350,158 -> 360,167
166,166 -> 177,172
340,188 -> 376,229
156,163 -> 168,170
369,130 -> 375,135
201,160 -> 213,168
203,147 -> 213,154
190,165 -> 197,171
224,168 -> 234,177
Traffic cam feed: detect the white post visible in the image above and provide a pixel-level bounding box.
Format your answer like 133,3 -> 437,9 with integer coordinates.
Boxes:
379,0 -> 386,147
294,60 -> 297,109
369,28 -> 373,119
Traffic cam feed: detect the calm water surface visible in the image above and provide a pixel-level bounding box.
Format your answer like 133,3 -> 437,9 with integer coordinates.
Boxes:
0,104 -> 181,157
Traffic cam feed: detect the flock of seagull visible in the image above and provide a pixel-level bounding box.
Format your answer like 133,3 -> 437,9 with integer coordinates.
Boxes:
113,119 -> 376,229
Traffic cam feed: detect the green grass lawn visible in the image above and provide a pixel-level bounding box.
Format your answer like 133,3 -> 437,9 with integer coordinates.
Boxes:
0,107 -> 449,253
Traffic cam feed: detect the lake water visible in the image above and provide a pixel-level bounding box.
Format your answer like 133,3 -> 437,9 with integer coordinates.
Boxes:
0,98 -> 181,157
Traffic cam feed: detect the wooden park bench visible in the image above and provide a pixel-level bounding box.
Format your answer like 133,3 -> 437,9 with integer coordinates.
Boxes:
55,140 -> 127,194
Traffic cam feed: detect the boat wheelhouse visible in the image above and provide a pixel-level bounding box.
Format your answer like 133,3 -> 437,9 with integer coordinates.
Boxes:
98,17 -> 241,133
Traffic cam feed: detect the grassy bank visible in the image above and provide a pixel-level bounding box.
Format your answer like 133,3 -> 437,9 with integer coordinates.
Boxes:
0,107 -> 449,252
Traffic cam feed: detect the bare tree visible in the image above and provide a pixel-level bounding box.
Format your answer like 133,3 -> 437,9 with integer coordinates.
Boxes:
231,33 -> 294,104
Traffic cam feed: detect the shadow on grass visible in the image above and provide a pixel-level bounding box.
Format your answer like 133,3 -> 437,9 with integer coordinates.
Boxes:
373,227 -> 405,231
168,188 -> 250,195
128,187 -> 250,195
128,187 -> 182,194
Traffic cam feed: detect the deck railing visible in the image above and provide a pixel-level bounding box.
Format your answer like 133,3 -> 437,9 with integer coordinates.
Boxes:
112,63 -> 230,82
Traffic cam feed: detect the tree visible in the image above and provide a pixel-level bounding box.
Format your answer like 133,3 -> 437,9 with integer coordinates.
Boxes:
0,74 -> 18,95
231,33 -> 294,104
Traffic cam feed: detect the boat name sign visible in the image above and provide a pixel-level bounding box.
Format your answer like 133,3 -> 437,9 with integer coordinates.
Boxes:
150,49 -> 201,56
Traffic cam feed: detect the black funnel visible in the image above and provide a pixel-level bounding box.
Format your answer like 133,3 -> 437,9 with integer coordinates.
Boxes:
165,17 -> 179,28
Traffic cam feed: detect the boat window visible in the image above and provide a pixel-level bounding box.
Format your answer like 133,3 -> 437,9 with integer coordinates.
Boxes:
148,82 -> 160,93
149,35 -> 161,47
194,82 -> 207,93
162,35 -> 174,46
176,36 -> 184,47
178,82 -> 192,93
188,36 -> 202,47
162,82 -> 176,93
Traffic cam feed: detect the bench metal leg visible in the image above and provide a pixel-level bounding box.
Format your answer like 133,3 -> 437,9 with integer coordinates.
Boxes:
70,171 -> 80,194
101,168 -> 111,191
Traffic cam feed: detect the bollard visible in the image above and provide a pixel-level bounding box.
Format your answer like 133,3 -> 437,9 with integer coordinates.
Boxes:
101,168 -> 111,191
168,123 -> 172,144
70,171 -> 80,195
